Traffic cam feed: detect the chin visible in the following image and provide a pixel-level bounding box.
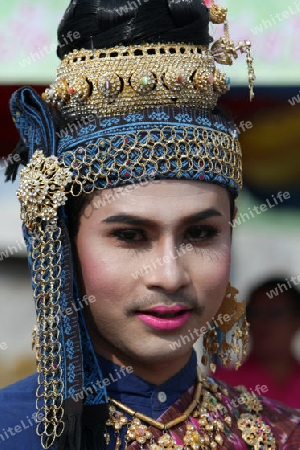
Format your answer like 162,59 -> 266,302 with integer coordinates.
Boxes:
125,337 -> 196,364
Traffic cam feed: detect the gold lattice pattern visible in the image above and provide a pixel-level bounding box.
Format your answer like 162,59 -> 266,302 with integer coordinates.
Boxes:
61,125 -> 242,196
31,226 -> 65,449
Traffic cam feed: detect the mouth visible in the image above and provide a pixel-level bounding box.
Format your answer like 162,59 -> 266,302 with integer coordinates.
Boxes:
136,305 -> 192,330
139,305 -> 191,317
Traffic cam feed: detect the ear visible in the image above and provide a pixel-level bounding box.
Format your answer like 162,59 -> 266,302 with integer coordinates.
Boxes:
10,86 -> 57,159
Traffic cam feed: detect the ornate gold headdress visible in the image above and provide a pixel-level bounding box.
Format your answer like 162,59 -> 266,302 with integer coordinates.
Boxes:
43,2 -> 255,120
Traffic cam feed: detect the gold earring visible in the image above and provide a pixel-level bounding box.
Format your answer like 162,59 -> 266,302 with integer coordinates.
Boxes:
201,282 -> 249,373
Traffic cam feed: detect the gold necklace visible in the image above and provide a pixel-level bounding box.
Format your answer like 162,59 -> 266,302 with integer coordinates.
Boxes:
109,367 -> 202,432
105,367 -> 226,450
105,367 -> 276,450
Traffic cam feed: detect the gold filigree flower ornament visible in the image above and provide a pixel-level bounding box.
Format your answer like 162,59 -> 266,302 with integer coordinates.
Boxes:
17,150 -> 72,230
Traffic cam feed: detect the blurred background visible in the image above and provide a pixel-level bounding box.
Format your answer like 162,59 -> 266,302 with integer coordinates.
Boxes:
0,0 -> 300,400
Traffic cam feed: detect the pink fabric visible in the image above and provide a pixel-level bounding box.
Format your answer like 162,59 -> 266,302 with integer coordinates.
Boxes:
214,355 -> 300,409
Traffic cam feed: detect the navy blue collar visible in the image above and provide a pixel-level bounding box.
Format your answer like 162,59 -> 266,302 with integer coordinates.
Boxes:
96,350 -> 197,419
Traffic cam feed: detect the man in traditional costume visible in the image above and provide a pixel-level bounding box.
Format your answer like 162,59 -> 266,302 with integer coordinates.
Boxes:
1,0 -> 300,449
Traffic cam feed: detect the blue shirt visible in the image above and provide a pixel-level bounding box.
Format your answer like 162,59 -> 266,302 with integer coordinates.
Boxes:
0,351 -> 196,449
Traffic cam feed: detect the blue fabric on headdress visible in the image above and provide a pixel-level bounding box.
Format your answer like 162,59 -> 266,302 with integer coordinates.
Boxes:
10,87 -> 108,419
57,106 -> 240,198
10,87 -> 57,158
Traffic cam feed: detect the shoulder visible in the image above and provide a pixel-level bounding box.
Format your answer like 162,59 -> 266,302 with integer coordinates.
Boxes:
0,372 -> 37,414
0,373 -> 43,450
211,376 -> 300,448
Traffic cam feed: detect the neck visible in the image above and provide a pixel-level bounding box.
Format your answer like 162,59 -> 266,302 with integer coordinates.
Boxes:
98,348 -> 193,385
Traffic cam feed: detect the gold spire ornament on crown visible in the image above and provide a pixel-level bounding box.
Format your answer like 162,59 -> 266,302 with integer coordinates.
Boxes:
208,0 -> 227,24
42,0 -> 255,120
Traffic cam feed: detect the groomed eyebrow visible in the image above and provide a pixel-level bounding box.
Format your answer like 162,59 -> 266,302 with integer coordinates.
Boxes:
102,208 -> 222,226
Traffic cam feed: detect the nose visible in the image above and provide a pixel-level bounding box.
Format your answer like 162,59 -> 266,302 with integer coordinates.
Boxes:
142,241 -> 191,293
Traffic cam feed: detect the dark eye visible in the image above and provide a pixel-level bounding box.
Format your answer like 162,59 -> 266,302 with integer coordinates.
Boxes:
111,228 -> 147,242
185,226 -> 219,242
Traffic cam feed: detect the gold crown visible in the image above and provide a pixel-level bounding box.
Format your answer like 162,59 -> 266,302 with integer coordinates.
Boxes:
42,2 -> 255,120
43,43 -> 228,120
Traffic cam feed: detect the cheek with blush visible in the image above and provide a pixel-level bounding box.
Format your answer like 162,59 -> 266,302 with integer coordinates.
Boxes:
75,232 -> 139,311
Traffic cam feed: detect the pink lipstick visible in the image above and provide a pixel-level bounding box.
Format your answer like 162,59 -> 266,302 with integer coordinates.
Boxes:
136,305 -> 191,330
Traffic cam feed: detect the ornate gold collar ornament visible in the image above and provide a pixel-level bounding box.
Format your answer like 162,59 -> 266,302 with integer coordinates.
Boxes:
104,368 -> 276,450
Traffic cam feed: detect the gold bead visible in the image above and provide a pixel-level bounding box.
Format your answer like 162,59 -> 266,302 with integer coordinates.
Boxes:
215,434 -> 223,445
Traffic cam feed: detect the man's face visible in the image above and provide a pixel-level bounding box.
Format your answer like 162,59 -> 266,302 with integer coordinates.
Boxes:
75,180 -> 232,369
